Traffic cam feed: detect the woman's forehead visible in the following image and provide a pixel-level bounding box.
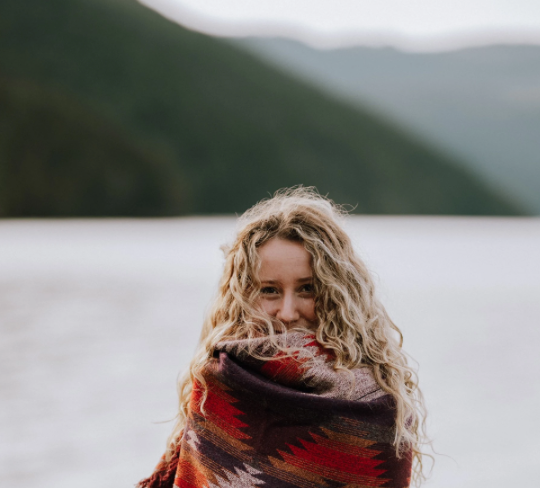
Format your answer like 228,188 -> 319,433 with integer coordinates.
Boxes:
258,239 -> 312,276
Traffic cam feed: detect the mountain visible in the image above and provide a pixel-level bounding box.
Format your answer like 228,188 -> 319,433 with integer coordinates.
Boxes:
234,38 -> 540,213
0,0 -> 523,216
0,78 -> 184,216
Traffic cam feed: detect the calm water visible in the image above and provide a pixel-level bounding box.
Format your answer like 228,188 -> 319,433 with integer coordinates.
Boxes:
1,217 -> 539,487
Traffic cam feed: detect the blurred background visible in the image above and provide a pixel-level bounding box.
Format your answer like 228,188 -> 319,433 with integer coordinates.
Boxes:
1,0 -> 539,487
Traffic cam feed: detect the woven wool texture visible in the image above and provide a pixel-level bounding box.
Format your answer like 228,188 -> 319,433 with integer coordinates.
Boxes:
139,332 -> 412,488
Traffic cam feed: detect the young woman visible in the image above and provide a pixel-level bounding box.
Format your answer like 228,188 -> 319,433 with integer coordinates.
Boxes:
139,187 -> 428,488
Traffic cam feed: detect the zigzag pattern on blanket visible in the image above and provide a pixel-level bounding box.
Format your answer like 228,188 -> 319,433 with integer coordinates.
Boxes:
169,333 -> 412,488
175,336 -> 410,488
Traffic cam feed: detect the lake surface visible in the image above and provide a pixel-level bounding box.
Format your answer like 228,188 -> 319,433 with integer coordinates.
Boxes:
1,217 -> 539,487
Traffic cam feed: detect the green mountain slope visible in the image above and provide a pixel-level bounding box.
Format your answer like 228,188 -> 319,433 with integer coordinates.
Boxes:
0,0 -> 523,216
236,38 -> 540,213
0,79 -> 184,216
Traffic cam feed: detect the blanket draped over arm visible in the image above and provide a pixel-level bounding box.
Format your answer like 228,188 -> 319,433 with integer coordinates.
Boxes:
138,332 -> 412,488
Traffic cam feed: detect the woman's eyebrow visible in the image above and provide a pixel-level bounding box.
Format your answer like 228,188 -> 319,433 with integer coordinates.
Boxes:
261,277 -> 313,284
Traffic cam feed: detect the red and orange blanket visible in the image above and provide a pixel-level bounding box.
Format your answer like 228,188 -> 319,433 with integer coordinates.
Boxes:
138,332 -> 412,488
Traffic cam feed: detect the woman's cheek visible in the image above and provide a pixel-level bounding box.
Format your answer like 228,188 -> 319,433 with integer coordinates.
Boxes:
304,299 -> 318,322
259,299 -> 277,317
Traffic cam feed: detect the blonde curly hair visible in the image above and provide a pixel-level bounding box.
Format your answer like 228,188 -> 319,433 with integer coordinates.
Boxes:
166,187 -> 429,485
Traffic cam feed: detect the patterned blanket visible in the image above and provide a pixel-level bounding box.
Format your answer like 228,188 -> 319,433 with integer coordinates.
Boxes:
139,332 -> 412,488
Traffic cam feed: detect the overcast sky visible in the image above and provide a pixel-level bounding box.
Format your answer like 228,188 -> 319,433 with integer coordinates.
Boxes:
140,0 -> 540,50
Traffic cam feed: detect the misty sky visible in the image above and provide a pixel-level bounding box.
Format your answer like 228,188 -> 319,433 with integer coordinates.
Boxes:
140,0 -> 540,50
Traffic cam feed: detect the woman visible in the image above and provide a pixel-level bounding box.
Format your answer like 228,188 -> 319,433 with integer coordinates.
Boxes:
139,187 -> 428,488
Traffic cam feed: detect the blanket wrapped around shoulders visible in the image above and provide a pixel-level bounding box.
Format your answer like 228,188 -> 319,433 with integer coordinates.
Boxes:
138,332 -> 412,488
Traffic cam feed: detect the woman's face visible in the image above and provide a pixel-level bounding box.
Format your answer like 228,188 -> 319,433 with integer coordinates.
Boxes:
257,238 -> 318,330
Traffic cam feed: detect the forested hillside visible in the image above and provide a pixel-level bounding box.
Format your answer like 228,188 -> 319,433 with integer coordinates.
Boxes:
0,0 -> 523,216
237,37 -> 540,213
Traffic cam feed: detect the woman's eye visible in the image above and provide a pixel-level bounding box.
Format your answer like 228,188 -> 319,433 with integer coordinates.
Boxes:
299,284 -> 315,294
260,287 -> 278,295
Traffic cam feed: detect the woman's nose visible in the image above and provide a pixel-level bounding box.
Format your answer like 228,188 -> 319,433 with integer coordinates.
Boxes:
276,294 -> 300,323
